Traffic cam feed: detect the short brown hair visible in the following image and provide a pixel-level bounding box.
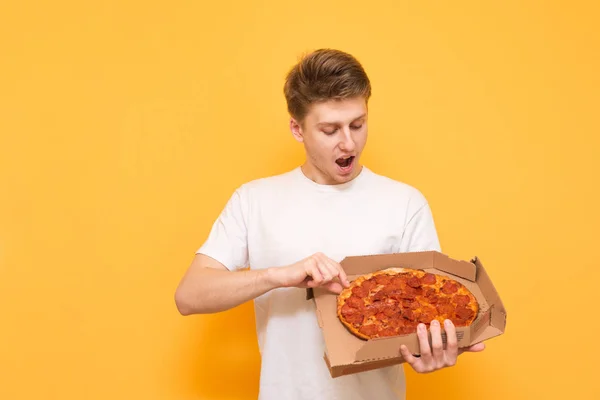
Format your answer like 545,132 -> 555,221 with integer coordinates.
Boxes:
283,48 -> 372,122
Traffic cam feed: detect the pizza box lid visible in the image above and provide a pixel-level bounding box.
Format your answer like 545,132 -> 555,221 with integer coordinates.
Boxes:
307,251 -> 507,378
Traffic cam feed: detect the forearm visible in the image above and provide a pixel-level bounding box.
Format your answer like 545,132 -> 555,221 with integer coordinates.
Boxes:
175,267 -> 279,315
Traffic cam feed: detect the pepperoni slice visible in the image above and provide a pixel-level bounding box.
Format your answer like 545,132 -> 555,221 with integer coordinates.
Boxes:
363,307 -> 376,318
455,306 -> 475,320
381,284 -> 401,295
383,307 -> 397,317
422,273 -> 436,285
390,276 -> 404,286
370,300 -> 386,312
406,276 -> 422,288
402,309 -> 416,321
352,285 -> 368,298
375,274 -> 392,285
345,313 -> 364,326
402,299 -> 420,310
404,285 -> 423,296
436,303 -> 454,316
359,324 -> 379,337
346,296 -> 363,309
362,279 -> 376,292
341,303 -> 358,317
437,296 -> 451,305
417,307 -> 437,323
399,292 -> 416,300
389,291 -> 404,302
376,311 -> 388,320
388,316 -> 405,328
441,281 -> 459,294
426,294 -> 440,304
453,294 -> 470,307
372,290 -> 388,301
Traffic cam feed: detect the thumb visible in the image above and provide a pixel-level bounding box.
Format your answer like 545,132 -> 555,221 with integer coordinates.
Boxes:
468,342 -> 486,352
459,342 -> 486,355
323,281 -> 343,294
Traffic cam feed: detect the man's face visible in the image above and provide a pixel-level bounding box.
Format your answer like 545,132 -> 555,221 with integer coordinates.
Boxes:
290,96 -> 368,185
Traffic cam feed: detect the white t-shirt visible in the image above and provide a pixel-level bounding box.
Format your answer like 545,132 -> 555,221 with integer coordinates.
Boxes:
197,166 -> 441,400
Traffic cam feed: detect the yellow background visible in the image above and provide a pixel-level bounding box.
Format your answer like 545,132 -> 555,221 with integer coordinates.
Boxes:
1,1 -> 598,399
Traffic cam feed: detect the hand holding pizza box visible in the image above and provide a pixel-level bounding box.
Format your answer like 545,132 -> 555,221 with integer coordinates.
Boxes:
268,252 -> 351,294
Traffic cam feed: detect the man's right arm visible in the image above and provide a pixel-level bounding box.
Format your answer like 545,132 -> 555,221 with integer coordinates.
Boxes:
174,252 -> 350,315
174,253 -> 279,315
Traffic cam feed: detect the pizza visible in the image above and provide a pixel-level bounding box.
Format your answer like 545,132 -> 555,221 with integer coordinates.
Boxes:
337,267 -> 479,340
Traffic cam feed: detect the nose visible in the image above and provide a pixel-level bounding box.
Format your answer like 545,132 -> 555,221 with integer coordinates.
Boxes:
340,129 -> 356,152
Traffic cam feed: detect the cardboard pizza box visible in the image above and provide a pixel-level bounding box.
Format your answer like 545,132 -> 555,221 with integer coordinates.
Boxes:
306,251 -> 507,378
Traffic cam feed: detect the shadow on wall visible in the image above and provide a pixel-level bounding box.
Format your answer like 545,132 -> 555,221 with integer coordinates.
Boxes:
179,300 -> 261,400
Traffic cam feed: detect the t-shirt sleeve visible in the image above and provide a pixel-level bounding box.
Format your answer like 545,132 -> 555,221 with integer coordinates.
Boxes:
195,187 -> 249,271
398,198 -> 442,253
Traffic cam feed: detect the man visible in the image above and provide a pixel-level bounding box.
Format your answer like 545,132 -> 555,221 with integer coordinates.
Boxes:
175,48 -> 485,400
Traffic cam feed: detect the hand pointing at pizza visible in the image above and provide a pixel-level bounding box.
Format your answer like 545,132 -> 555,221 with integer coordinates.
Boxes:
268,252 -> 351,294
399,319 -> 486,373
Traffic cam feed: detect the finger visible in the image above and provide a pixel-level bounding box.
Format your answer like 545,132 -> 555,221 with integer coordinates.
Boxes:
311,254 -> 334,283
429,320 -> 444,365
306,262 -> 323,287
416,323 -> 432,362
315,254 -> 339,284
329,258 -> 350,287
458,342 -> 486,356
443,319 -> 459,360
316,262 -> 333,283
315,253 -> 350,287
399,345 -> 420,368
323,280 -> 343,294
463,342 -> 486,353
321,257 -> 343,284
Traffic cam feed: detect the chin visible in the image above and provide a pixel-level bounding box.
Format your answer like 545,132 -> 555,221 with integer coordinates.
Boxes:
330,170 -> 357,184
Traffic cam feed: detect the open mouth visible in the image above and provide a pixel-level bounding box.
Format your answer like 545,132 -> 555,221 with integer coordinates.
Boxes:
335,156 -> 355,170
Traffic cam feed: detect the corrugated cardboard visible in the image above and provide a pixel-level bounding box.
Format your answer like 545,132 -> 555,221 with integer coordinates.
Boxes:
307,251 -> 506,378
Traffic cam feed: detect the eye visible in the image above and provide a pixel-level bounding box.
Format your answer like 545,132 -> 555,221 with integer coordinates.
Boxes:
350,124 -> 363,130
323,128 -> 338,135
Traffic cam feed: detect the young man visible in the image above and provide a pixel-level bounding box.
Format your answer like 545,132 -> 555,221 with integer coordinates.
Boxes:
175,49 -> 484,400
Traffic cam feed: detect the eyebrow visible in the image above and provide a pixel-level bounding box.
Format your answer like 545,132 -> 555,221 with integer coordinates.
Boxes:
316,114 -> 366,127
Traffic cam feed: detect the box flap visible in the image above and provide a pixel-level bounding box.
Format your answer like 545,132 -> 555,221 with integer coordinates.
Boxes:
339,251 -> 435,276
432,252 -> 477,281
470,325 -> 504,344
355,337 -> 411,362
316,308 -> 324,329
471,256 -> 507,329
324,353 -> 406,378
471,306 -> 492,338
313,291 -> 363,366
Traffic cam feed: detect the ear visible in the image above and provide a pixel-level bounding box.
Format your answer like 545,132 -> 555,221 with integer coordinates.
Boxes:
289,118 -> 304,142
